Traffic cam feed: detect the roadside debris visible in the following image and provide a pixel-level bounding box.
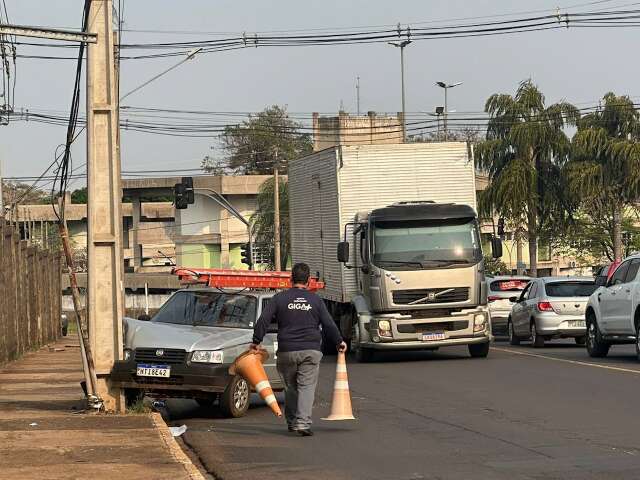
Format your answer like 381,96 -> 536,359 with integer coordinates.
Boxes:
169,425 -> 187,437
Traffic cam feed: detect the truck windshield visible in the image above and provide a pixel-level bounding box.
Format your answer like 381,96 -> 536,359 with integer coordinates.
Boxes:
152,291 -> 257,329
372,218 -> 481,269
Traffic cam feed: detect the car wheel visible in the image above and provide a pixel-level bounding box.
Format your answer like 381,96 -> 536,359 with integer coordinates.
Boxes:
351,324 -> 374,363
635,323 -> 640,362
531,321 -> 545,348
220,375 -> 250,418
468,341 -> 490,358
575,336 -> 586,346
508,318 -> 520,346
586,314 -> 610,358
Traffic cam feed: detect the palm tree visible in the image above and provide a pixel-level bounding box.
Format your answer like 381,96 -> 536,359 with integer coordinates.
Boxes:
249,177 -> 289,270
564,92 -> 640,261
476,80 -> 579,277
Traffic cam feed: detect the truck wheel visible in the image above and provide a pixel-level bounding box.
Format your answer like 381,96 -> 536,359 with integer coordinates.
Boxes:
220,376 -> 250,418
351,325 -> 374,363
508,318 -> 520,346
468,342 -> 490,358
635,323 -> 640,362
586,314 -> 610,358
531,321 -> 545,348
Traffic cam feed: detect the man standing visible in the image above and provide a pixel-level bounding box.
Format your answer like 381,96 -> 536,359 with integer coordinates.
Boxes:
251,263 -> 346,436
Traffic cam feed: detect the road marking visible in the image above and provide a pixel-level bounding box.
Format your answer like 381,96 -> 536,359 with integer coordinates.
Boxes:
493,347 -> 640,375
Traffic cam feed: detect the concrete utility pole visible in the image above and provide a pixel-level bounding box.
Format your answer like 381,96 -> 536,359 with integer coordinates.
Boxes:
273,149 -> 281,271
388,40 -> 411,142
0,159 -> 4,220
356,76 -> 360,116
86,0 -> 125,412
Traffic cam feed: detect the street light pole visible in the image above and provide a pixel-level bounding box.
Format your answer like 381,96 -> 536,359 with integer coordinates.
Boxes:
435,81 -> 463,141
388,40 -> 411,142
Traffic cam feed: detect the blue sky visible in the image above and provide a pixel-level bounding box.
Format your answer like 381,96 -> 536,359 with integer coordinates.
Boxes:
3,0 -> 639,182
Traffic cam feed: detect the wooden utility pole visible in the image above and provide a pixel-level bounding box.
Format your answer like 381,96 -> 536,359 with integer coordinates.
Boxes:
86,0 -> 125,412
273,149 -> 281,270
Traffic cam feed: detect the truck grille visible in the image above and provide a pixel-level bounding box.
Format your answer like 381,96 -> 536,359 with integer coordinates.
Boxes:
134,348 -> 187,365
397,321 -> 469,334
392,287 -> 470,305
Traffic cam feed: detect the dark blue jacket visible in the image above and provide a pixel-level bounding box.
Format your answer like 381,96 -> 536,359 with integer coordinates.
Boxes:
253,287 -> 343,352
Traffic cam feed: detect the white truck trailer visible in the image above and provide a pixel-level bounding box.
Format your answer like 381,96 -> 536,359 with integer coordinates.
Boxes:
288,142 -> 498,361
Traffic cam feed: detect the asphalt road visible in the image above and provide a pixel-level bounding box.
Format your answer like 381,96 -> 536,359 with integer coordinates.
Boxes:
165,340 -> 640,480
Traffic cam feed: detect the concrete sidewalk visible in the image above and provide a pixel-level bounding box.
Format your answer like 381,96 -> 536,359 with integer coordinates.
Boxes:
0,337 -> 206,480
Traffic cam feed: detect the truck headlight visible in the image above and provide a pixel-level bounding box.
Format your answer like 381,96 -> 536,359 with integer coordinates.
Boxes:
474,314 -> 487,332
191,350 -> 224,364
378,320 -> 391,331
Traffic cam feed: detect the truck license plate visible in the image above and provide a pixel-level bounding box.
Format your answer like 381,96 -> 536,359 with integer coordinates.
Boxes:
422,332 -> 446,341
567,320 -> 585,328
136,364 -> 170,378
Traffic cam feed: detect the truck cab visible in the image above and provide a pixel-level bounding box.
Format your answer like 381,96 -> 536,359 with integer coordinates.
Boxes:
338,202 -> 492,361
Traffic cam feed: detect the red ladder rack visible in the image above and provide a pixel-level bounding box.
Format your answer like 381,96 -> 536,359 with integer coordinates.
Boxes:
172,268 -> 325,292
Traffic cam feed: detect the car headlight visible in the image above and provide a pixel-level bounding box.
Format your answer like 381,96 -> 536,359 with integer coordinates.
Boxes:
378,320 -> 391,331
191,350 -> 224,364
123,349 -> 133,361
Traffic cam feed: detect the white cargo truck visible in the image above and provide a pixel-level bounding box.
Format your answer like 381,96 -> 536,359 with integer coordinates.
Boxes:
289,142 -> 499,361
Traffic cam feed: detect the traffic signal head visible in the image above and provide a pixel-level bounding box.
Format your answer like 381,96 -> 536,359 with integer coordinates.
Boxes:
174,179 -> 195,210
497,217 -> 505,237
240,243 -> 253,267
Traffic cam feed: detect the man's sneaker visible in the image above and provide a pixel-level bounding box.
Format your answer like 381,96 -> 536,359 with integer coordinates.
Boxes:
296,429 -> 313,437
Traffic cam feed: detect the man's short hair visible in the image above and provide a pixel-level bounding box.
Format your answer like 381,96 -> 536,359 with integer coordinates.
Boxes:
291,263 -> 311,284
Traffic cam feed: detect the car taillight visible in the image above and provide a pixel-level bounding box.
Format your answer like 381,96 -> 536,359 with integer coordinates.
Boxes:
488,296 -> 500,302
537,301 -> 554,312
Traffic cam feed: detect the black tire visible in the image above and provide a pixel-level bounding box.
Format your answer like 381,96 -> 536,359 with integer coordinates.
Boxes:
586,313 -> 610,358
468,341 -> 490,358
351,324 -> 374,362
508,318 -> 520,346
531,321 -> 545,348
635,322 -> 640,362
219,375 -> 250,418
575,336 -> 586,346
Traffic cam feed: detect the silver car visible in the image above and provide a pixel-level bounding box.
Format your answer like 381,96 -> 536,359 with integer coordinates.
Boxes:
508,277 -> 598,348
111,287 -> 283,418
486,276 -> 530,335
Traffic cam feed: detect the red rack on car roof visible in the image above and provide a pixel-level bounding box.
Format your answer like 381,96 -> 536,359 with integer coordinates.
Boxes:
172,268 -> 325,292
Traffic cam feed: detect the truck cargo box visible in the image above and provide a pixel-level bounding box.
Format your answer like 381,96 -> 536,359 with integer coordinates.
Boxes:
289,142 -> 477,304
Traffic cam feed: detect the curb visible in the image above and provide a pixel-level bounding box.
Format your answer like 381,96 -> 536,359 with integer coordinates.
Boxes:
150,412 -> 208,480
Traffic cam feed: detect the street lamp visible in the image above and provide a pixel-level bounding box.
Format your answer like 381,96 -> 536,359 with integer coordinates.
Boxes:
435,81 -> 462,141
388,40 -> 412,142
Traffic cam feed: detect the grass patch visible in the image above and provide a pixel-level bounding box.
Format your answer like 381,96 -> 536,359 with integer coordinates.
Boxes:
126,396 -> 152,414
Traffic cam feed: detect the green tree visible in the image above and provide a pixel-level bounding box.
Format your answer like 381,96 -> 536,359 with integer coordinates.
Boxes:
205,105 -> 313,175
483,255 -> 509,276
249,177 -> 289,270
563,92 -> 640,261
71,187 -> 87,204
476,80 -> 579,277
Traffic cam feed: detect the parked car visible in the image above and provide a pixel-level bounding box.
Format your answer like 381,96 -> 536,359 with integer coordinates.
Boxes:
585,254 -> 640,359
110,287 -> 283,417
508,277 -> 598,348
486,276 -> 530,335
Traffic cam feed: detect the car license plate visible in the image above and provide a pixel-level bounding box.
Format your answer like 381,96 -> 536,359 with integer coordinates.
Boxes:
568,320 -> 585,328
136,364 -> 170,378
422,332 -> 446,341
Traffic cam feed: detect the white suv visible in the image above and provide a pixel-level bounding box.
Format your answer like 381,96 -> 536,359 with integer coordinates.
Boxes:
585,254 -> 640,359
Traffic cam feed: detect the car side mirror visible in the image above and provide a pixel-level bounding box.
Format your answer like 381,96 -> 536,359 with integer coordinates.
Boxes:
138,314 -> 151,321
509,296 -> 519,303
491,237 -> 503,259
337,241 -> 350,263
594,276 -> 607,287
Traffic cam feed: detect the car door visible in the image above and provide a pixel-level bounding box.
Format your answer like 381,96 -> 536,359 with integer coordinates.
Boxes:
609,259 -> 640,334
511,282 -> 532,335
523,281 -> 539,333
257,297 -> 281,385
599,260 -> 630,333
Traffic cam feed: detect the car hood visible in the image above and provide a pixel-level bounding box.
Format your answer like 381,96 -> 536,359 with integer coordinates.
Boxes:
124,318 -> 253,352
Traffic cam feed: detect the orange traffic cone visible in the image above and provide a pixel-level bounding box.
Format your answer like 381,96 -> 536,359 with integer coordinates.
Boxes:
229,349 -> 282,417
322,351 -> 355,421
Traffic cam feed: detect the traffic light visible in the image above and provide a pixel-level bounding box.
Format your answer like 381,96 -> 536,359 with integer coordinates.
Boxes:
174,177 -> 195,210
240,243 -> 253,267
497,217 -> 505,237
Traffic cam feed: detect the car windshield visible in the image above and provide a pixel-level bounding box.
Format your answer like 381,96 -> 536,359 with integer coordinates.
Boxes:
372,218 -> 481,269
152,291 -> 257,329
490,279 -> 529,292
544,281 -> 597,298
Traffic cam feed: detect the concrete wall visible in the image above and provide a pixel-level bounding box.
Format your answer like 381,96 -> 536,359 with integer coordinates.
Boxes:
313,111 -> 404,151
